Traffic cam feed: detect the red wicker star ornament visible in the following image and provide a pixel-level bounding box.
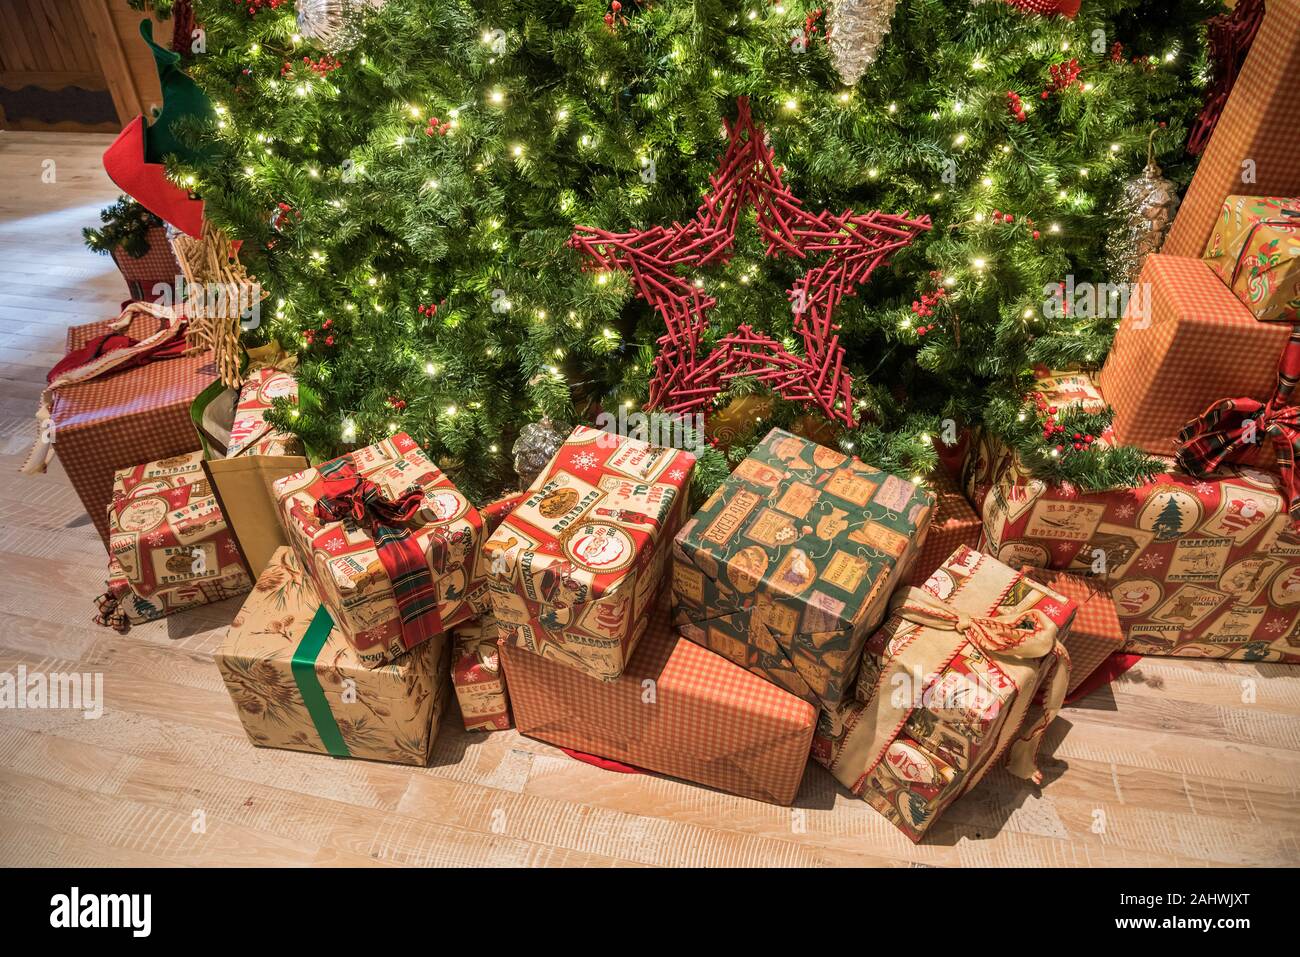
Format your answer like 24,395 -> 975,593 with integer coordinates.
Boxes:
568,97 -> 931,427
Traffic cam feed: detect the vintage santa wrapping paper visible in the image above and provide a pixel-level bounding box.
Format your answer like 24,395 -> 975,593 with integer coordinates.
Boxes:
1023,568 -> 1126,696
217,547 -> 449,764
672,428 -> 934,713
41,310 -> 218,546
485,426 -> 696,682
907,471 -> 981,587
450,613 -> 511,731
273,432 -> 483,668
968,373 -> 1300,664
1097,253 -> 1292,456
104,450 -> 251,616
811,545 -> 1074,842
1203,195 -> 1300,323
500,600 -> 816,805
226,366 -> 302,457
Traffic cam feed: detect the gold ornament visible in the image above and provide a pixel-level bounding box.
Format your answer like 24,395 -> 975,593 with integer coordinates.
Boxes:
1106,129 -> 1182,285
828,0 -> 900,86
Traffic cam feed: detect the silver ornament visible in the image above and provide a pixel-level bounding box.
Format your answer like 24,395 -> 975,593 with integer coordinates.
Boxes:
1106,133 -> 1182,284
512,416 -> 571,490
827,0 -> 899,86
295,0 -> 387,53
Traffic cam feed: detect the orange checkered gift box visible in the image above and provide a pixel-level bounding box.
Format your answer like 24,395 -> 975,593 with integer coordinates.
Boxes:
1098,254 -> 1292,457
1023,569 -> 1125,697
500,601 -> 816,805
907,470 -> 981,587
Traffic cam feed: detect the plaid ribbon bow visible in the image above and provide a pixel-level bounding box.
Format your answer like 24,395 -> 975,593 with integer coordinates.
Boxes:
1176,328 -> 1300,519
313,458 -> 443,651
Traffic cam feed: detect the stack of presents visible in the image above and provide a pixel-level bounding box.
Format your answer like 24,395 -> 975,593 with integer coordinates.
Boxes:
22,1 -> 1300,843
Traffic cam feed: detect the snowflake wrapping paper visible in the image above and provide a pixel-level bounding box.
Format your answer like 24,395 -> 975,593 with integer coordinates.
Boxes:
965,371 -> 1300,663
811,545 -> 1075,843
1202,195 -> 1300,323
106,450 -> 251,618
273,433 -> 484,668
672,428 -> 934,713
217,547 -> 449,764
485,426 -> 696,682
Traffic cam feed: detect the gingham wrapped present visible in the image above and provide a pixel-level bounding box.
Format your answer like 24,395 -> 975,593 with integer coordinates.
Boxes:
672,428 -> 934,713
102,451 -> 250,623
486,426 -> 696,682
26,305 -> 217,546
226,366 -> 302,457
971,371 -> 1300,664
110,224 -> 180,302
500,600 -> 817,805
273,433 -> 484,668
811,545 -> 1074,842
450,613 -> 511,731
1097,254 -> 1292,457
217,547 -> 450,764
907,470 -> 981,587
1023,568 -> 1125,697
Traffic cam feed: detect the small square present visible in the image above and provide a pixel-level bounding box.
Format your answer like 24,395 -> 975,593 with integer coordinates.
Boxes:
486,426 -> 696,682
907,471 -> 981,587
812,545 -> 1075,842
500,601 -> 816,805
273,432 -> 483,668
672,428 -> 935,713
1023,569 -> 1126,697
100,451 -> 251,627
217,547 -> 449,764
1203,195 -> 1300,323
450,613 -> 511,731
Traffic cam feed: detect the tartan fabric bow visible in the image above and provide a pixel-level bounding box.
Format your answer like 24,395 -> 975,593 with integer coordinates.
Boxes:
313,458 -> 443,651
1176,329 -> 1300,519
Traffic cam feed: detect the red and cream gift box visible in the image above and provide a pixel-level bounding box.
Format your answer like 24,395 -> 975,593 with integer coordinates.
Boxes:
226,366 -> 302,457
1023,569 -> 1126,697
1097,253 -> 1291,457
95,551 -> 250,631
273,432 -> 484,668
907,470 -> 981,587
812,545 -> 1075,842
486,426 -> 696,682
104,451 -> 251,620
500,601 -> 816,805
450,613 -> 512,731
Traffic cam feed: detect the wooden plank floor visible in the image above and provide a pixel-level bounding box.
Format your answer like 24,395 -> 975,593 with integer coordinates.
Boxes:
1,131 -> 1298,868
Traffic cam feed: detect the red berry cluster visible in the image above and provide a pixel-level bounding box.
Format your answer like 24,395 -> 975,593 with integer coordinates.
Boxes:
990,209 -> 1041,240
911,284 -> 946,336
424,116 -> 452,137
235,0 -> 285,16
271,201 -> 301,232
304,317 -> 336,348
604,0 -> 625,30
282,55 -> 342,77
803,8 -> 825,43
1005,90 -> 1027,123
1042,58 -> 1083,98
416,302 -> 439,316
387,395 -> 408,410
1033,395 -> 1097,455
1109,41 -> 1124,63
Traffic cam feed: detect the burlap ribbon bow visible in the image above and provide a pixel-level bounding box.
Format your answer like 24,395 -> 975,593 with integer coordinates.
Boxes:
312,459 -> 443,651
1176,328 -> 1300,519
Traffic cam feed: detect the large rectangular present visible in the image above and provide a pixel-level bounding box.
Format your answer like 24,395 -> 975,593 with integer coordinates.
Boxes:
672,428 -> 935,713
1097,253 -> 1291,456
811,545 -> 1075,842
500,601 -> 816,805
907,470 -> 981,587
217,547 -> 449,764
104,451 -> 251,621
1023,568 -> 1126,697
486,426 -> 696,682
1202,195 -> 1300,323
450,613 -> 511,731
273,432 -> 483,668
974,372 -> 1300,664
27,305 -> 217,546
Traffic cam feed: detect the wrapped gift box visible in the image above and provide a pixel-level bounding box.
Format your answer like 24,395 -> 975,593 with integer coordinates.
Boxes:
105,450 -> 251,619
486,426 -> 696,682
501,601 -> 816,805
1203,195 -> 1300,324
450,613 -> 511,731
672,428 -> 934,713
226,366 -> 303,457
217,547 -> 449,764
972,371 -> 1300,664
1023,569 -> 1126,697
907,471 -> 981,587
110,224 -> 179,302
1097,254 -> 1292,456
41,310 -> 217,546
812,545 -> 1075,842
273,433 -> 483,668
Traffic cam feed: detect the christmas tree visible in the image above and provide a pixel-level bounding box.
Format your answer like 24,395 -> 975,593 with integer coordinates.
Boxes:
171,0 -> 1217,502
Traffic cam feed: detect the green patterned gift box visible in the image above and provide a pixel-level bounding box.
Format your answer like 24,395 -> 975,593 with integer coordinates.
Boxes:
671,428 -> 934,713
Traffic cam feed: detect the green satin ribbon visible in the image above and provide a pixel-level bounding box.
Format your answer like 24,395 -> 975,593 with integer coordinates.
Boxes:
290,604 -> 350,758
